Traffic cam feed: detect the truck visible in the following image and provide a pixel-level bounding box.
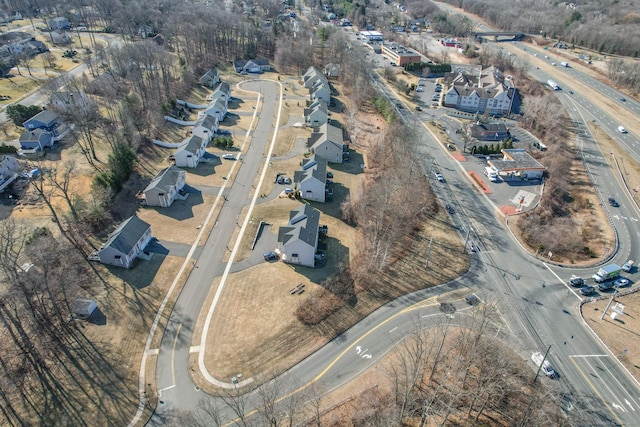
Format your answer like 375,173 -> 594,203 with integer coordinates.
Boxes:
547,79 -> 560,90
484,166 -> 498,182
560,61 -> 569,67
592,264 -> 622,283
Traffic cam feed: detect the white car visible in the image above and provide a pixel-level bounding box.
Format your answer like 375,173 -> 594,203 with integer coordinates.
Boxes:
416,87 -> 424,92
221,154 -> 236,160
435,172 -> 445,182
531,352 -> 556,378
614,277 -> 630,288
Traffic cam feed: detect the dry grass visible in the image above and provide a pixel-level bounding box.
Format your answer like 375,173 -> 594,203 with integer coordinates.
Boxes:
582,291 -> 640,381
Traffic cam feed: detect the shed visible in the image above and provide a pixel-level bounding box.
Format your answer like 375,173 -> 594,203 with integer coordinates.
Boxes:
71,298 -> 97,319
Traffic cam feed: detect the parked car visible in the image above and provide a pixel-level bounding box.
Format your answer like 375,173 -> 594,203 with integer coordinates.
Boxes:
284,188 -> 295,195
580,285 -> 596,296
614,277 -> 630,288
598,281 -> 616,291
283,177 -> 292,185
222,154 -> 236,160
263,251 -> 279,261
622,260 -> 634,272
326,172 -> 334,179
608,197 -> 619,207
435,172 -> 445,182
325,188 -> 333,197
416,87 -> 424,92
568,277 -> 585,287
465,294 -> 480,305
217,130 -> 232,136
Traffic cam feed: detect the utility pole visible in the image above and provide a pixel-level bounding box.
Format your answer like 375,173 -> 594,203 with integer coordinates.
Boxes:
601,289 -> 618,320
463,228 -> 471,253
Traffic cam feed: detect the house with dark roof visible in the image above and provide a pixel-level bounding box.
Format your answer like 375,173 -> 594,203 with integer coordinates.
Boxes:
443,66 -> 516,116
277,204 -> 320,268
294,155 -> 327,202
233,58 -> 270,73
175,135 -> 206,168
309,123 -> 349,163
19,129 -> 54,151
50,17 -> 70,30
488,149 -> 545,181
95,216 -> 154,268
469,122 -> 510,141
23,110 -> 64,135
304,99 -> 328,127
199,68 -> 220,88
204,98 -> 227,122
143,166 -> 186,207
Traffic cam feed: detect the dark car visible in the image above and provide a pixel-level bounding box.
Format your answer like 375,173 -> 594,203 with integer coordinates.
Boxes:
263,251 -> 279,261
217,130 -> 232,136
580,285 -> 596,296
620,97 -> 626,102
445,205 -> 455,214
469,242 -> 479,253
568,277 -> 585,287
465,294 -> 480,305
608,197 -> 619,207
598,281 -> 616,291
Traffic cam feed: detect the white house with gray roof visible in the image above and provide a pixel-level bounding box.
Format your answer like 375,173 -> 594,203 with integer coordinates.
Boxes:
192,114 -> 218,143
309,123 -> 349,163
143,166 -> 186,207
294,155 -> 327,203
0,155 -> 20,193
199,68 -> 220,88
175,135 -> 206,168
303,66 -> 328,89
277,204 -> 320,268
310,79 -> 331,104
94,216 -> 154,268
443,66 -> 515,116
304,99 -> 328,127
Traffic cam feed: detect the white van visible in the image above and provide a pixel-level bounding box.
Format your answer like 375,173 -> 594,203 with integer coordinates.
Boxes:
618,126 -> 627,134
531,352 -> 556,378
484,167 -> 498,182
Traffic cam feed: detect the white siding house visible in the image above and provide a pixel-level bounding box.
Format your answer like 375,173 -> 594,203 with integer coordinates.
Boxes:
94,216 -> 154,268
143,166 -> 186,207
304,99 -> 328,127
294,155 -> 327,203
309,123 -> 349,164
175,135 -> 206,168
278,204 -> 320,268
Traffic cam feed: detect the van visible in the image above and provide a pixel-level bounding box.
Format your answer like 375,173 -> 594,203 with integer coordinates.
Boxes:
484,167 -> 498,182
531,352 -> 556,378
533,141 -> 547,151
618,126 -> 627,134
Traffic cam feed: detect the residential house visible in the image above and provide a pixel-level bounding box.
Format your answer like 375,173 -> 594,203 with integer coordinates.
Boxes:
19,129 -> 54,151
233,58 -> 270,73
277,204 -> 320,268
294,155 -> 327,203
211,82 -> 231,106
23,110 -> 64,136
50,17 -> 70,30
50,30 -> 72,45
324,63 -> 340,78
304,99 -> 328,127
95,216 -> 154,268
192,114 -> 218,143
443,66 -> 516,116
174,135 -> 206,168
0,155 -> 20,192
468,122 -> 510,141
310,79 -> 331,103
143,165 -> 186,207
488,149 -> 546,181
50,91 -> 90,113
309,123 -> 349,163
199,68 -> 220,88
303,66 -> 327,89
204,98 -> 227,122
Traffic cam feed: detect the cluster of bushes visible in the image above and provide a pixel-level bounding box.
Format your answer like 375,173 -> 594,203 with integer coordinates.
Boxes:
371,95 -> 396,122
470,138 -> 514,155
212,136 -> 233,147
295,272 -> 354,325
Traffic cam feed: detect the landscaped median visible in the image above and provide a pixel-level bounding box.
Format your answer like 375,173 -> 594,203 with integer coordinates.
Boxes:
468,171 -> 492,194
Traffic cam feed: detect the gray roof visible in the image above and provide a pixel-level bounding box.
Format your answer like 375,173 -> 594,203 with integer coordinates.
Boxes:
304,99 -> 328,117
277,204 -> 320,247
144,165 -> 184,193
195,114 -> 217,129
180,135 -> 203,153
200,68 -> 218,80
24,109 -> 60,127
19,129 -> 50,142
490,149 -> 545,171
294,154 -> 327,185
310,123 -> 343,150
102,216 -> 151,255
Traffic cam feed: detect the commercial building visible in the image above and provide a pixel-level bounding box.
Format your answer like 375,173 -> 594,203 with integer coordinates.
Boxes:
381,42 -> 422,66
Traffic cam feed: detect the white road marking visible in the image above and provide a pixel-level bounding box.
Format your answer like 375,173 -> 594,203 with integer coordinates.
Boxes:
569,354 -> 608,358
626,399 -> 636,411
612,402 -> 626,412
158,384 -> 176,393
189,345 -> 201,353
362,354 -> 372,359
389,327 -> 398,333
356,346 -> 362,355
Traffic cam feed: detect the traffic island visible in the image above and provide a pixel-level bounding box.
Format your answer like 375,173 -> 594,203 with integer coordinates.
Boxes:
468,171 -> 492,194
